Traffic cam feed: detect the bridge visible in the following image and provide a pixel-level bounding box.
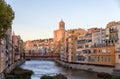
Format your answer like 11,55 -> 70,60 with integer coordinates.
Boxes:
25,53 -> 60,60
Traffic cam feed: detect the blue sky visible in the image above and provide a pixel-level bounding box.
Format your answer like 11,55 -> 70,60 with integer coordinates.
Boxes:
5,0 -> 120,41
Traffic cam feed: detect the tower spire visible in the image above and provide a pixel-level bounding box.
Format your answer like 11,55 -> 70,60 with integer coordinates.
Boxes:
59,19 -> 65,30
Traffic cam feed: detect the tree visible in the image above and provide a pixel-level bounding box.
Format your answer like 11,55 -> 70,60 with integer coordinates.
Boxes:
0,0 -> 14,39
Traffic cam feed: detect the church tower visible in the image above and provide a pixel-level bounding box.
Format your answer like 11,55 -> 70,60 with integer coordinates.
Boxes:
59,19 -> 65,30
54,19 -> 65,54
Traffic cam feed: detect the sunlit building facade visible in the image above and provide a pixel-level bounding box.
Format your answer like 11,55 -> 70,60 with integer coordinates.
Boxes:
106,21 -> 120,68
90,46 -> 115,66
54,20 -> 65,54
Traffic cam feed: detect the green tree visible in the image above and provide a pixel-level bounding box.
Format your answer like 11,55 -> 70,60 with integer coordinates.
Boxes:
0,0 -> 14,39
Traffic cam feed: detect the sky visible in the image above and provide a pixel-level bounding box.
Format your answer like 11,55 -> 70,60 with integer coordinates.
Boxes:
5,0 -> 120,41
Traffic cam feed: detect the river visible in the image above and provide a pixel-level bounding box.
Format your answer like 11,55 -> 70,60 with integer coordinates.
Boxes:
21,60 -> 101,79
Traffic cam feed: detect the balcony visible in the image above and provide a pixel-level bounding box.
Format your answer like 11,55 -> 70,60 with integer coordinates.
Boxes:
110,28 -> 118,33
77,40 -> 85,44
110,35 -> 118,41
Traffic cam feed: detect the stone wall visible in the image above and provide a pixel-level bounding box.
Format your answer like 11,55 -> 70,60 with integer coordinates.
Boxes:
0,73 -> 5,79
115,63 -> 120,69
5,58 -> 25,73
56,60 -> 114,74
0,59 -> 25,79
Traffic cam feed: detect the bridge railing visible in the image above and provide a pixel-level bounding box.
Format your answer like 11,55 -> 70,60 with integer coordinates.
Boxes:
25,53 -> 60,59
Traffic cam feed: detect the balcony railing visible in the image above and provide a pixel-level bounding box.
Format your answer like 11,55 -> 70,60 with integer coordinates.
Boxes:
110,28 -> 118,33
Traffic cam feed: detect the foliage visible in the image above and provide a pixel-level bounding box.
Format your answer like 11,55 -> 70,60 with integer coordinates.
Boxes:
0,0 -> 14,39
41,75 -> 54,79
13,67 -> 33,75
97,72 -> 112,79
4,67 -> 34,79
97,72 -> 120,79
40,74 -> 67,79
111,74 -> 120,79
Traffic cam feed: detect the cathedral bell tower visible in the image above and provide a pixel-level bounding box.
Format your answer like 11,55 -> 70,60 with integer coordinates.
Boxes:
59,19 -> 65,30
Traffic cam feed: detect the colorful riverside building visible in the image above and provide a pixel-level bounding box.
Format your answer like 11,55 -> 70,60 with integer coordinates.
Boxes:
75,32 -> 92,63
0,29 -> 24,78
25,38 -> 55,57
89,27 -> 116,66
75,27 -> 116,66
0,27 -> 12,78
12,32 -> 24,63
105,21 -> 120,68
90,45 -> 115,66
73,24 -> 120,67
75,28 -> 100,64
85,21 -> 120,67
56,20 -> 120,68
62,29 -> 87,63
53,20 -> 87,62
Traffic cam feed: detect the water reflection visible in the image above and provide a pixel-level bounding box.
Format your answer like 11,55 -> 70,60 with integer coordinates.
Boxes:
21,60 -> 101,79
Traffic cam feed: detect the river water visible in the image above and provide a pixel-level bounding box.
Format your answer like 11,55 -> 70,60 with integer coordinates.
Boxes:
21,60 -> 101,79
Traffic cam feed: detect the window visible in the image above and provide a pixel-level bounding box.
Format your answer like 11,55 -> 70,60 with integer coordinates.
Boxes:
85,45 -> 88,48
108,55 -> 111,63
94,57 -> 97,62
106,35 -> 109,37
104,56 -> 107,62
71,56 -> 74,60
101,56 -> 103,62
119,55 -> 120,59
98,56 -> 100,62
99,50 -> 101,53
87,50 -> 91,54
77,46 -> 83,49
91,56 -> 94,62
78,56 -> 85,61
88,56 -> 91,62
94,49 -> 97,53
108,48 -> 110,53
102,48 -> 106,53
71,52 -> 74,54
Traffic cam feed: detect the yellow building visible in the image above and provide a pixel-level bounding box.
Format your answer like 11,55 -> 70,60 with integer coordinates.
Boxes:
89,46 -> 115,66
65,29 -> 87,63
67,30 -> 75,62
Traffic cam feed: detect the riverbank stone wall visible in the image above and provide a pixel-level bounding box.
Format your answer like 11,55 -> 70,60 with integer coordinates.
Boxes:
0,59 -> 25,79
55,60 -> 114,74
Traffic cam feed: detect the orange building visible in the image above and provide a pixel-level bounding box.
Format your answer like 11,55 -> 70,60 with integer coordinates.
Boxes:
64,28 -> 87,62
89,46 -> 115,66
